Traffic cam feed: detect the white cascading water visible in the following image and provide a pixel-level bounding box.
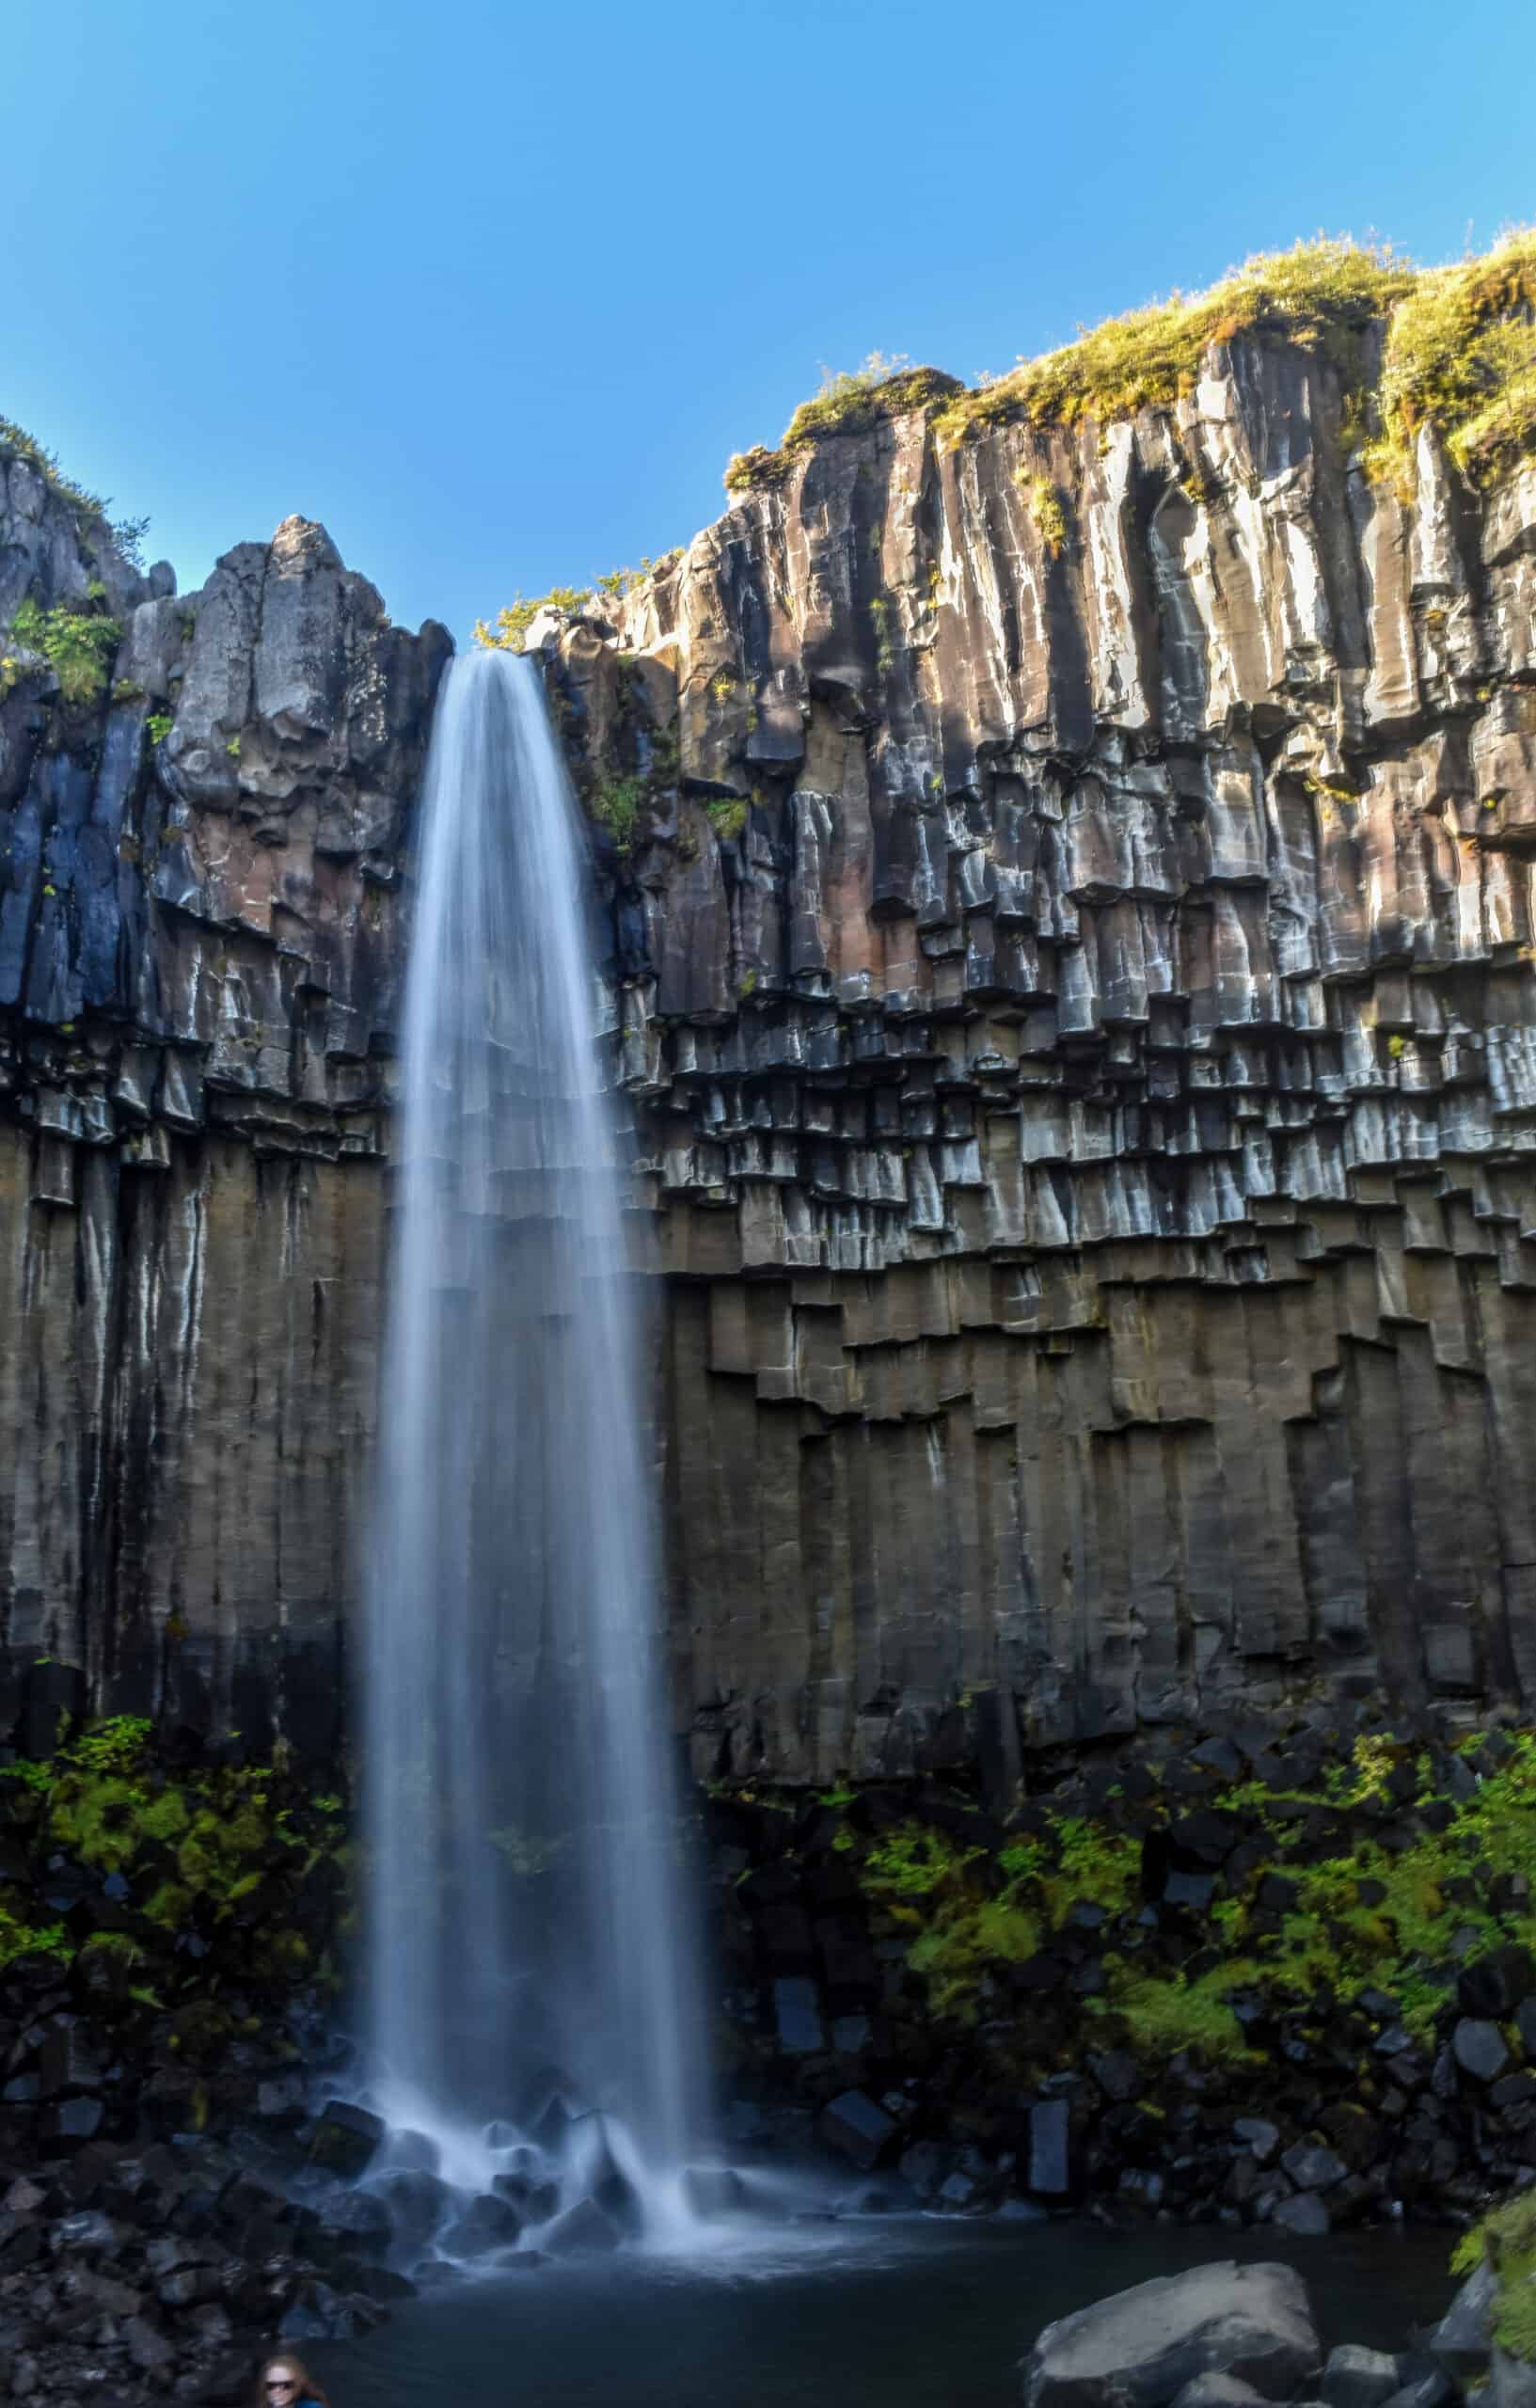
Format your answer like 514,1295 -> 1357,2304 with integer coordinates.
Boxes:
362,646 -> 705,2246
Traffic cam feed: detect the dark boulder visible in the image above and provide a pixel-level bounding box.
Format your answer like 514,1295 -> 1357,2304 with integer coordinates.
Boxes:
820,2090 -> 897,2170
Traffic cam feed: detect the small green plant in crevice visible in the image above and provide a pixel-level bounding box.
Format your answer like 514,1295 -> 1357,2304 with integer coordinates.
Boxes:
225,735 -> 241,759
7,594 -> 122,705
868,595 -> 895,676
705,797 -> 748,842
473,586 -> 594,653
1021,473 -> 1069,557
591,775 -> 647,855
146,711 -> 173,746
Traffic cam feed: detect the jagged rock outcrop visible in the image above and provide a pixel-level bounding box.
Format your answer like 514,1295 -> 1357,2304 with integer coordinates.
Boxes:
4,252 -> 1536,1774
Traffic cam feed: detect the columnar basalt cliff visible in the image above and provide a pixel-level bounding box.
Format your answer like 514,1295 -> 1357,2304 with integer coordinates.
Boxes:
3,242 -> 1535,1774
0,441 -> 450,1744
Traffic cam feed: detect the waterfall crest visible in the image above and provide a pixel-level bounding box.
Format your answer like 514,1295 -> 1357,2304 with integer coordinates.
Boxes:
363,647 -> 704,2236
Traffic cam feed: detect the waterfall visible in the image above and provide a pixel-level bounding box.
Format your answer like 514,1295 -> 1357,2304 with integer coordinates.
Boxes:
362,647 -> 704,2240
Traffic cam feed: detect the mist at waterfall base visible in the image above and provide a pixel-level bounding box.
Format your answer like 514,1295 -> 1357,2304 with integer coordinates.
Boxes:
359,646 -> 715,2258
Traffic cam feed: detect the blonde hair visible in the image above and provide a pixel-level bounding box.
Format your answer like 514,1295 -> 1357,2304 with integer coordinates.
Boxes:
254,2358 -> 329,2408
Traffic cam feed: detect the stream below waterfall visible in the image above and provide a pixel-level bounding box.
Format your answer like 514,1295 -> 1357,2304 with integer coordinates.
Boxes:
308,2221 -> 1456,2407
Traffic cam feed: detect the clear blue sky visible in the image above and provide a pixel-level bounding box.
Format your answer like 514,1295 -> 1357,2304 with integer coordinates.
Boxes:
8,0 -> 1532,642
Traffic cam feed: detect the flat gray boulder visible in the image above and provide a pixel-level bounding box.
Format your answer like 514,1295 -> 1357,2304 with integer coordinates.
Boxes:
1022,2260 -> 1321,2408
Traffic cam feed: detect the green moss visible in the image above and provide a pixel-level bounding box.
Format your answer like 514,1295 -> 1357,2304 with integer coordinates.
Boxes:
146,712 -> 173,746
0,1905 -> 71,1970
1043,1816 -> 1141,1919
1103,1961 -> 1262,2066
8,594 -> 122,705
863,1824 -> 980,1901
907,1895 -> 1040,2020
1453,2191 -> 1536,2360
706,798 -> 748,841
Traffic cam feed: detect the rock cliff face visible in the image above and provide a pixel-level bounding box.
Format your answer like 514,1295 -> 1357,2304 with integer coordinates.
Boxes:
4,260 -> 1536,1773
551,311 -> 1536,1779
0,438 -> 450,1745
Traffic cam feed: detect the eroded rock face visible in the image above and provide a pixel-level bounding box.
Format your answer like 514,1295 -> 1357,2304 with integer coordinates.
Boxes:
4,326 -> 1536,1770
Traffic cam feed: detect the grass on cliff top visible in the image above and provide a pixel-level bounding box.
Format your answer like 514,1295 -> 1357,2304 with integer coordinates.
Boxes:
725,352 -> 964,491
1365,226 -> 1536,493
0,415 -> 150,569
723,230 -> 1536,499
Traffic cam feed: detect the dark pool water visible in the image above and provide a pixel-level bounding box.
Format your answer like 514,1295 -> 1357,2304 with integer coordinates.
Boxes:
309,2217 -> 1457,2408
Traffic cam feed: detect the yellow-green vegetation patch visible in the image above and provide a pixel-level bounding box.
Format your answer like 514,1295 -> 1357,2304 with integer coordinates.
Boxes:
705,797 -> 748,842
0,1714 -> 348,1974
1366,227 -> 1536,494
1210,1731 -> 1536,2039
7,593 -> 122,705
1099,1961 -> 1261,2067
933,239 -> 1413,449
591,774 -> 647,855
725,354 -> 963,493
721,230 -> 1536,507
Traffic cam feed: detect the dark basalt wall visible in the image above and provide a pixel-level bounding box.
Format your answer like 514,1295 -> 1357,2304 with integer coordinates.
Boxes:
3,319 -> 1536,1769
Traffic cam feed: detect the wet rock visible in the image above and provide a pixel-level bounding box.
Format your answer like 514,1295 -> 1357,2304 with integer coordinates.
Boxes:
375,2170 -> 451,2250
1322,2347 -> 1401,2408
1458,1947 -> 1533,2018
1452,2020 -> 1511,2083
541,2197 -> 621,2255
1428,2262 -> 1495,2376
1279,2144 -> 1347,2192
771,1977 -> 825,2054
439,2192 -> 522,2257
820,2090 -> 897,2170
1029,2099 -> 1071,2196
1271,2194 -> 1330,2237
1021,2260 -> 1321,2408
1233,2121 -> 1280,2167
683,2166 -> 748,2216
308,2099 -> 385,2178
1170,2377 -> 1270,2408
